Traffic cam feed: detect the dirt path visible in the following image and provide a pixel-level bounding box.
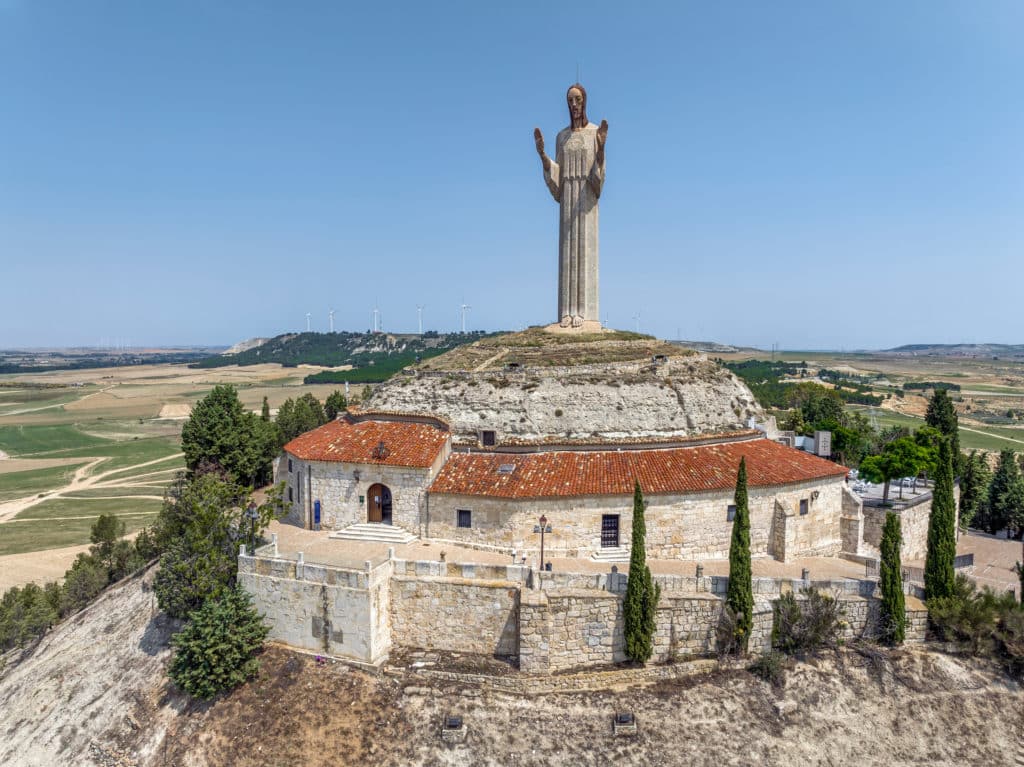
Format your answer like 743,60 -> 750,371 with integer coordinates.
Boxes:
0,453 -> 181,522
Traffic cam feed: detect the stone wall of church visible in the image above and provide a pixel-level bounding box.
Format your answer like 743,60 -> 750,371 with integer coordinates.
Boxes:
238,552 -> 392,664
276,454 -> 440,534
241,548 -> 927,674
427,477 -> 845,561
389,559 -> 523,657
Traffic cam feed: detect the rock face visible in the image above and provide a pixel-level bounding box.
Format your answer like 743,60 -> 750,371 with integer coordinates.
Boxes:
370,352 -> 761,442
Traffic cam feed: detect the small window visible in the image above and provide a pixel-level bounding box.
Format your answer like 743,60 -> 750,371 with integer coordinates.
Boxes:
288,458 -> 293,473
481,430 -> 496,447
498,463 -> 516,475
297,472 -> 302,503
727,504 -> 737,522
799,499 -> 809,516
288,486 -> 294,502
457,509 -> 472,528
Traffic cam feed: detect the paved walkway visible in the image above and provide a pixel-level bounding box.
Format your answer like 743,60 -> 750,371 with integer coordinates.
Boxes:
266,521 -> 868,580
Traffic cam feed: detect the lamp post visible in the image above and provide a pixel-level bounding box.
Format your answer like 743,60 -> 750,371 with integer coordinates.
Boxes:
245,502 -> 260,553
533,514 -> 552,572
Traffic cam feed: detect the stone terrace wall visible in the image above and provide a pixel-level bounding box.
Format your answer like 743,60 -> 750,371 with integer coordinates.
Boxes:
238,552 -> 392,664
242,549 -> 927,675
388,560 -> 527,657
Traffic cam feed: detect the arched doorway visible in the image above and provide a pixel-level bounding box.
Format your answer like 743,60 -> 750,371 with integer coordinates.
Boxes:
367,483 -> 393,525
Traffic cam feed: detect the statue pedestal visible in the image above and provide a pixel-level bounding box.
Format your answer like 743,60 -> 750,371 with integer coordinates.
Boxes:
542,320 -> 608,335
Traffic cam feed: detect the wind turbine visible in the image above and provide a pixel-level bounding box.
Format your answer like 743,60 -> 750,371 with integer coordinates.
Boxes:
328,309 -> 335,333
305,313 -> 311,332
460,302 -> 472,333
417,305 -> 424,335
371,305 -> 380,333
633,311 -> 641,334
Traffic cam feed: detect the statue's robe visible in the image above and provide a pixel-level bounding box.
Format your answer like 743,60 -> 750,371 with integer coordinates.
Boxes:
543,122 -> 604,326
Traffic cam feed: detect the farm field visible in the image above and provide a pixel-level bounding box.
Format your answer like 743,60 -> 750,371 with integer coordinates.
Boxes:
0,362 -> 350,587
718,348 -> 1024,454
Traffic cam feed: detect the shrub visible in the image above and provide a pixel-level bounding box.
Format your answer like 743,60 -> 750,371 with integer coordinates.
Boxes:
169,587 -> 269,700
928,573 -> 1017,654
772,588 -> 845,656
748,651 -> 789,686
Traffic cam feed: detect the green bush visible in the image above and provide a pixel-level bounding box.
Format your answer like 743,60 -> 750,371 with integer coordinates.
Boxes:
748,651 -> 789,686
169,587 -> 269,700
928,573 -> 1017,654
772,588 -> 845,656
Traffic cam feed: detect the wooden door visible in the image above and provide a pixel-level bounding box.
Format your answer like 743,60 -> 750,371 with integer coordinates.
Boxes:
368,483 -> 384,523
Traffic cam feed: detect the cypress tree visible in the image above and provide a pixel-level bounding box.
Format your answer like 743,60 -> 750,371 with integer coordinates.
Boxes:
260,396 -> 270,421
879,512 -> 906,645
924,438 -> 956,601
925,389 -> 961,473
726,458 -> 754,651
624,481 -> 661,664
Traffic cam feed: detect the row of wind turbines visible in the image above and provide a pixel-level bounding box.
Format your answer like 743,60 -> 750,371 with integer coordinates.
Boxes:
303,302 -> 474,335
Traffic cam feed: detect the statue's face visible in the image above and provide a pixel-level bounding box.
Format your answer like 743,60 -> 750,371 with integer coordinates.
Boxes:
567,87 -> 584,122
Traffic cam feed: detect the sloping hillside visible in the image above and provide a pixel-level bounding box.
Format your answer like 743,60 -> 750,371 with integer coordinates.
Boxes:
191,331 -> 492,373
1,568 -> 1022,766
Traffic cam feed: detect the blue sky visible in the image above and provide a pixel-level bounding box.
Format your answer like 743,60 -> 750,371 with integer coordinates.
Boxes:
2,1 -> 1021,350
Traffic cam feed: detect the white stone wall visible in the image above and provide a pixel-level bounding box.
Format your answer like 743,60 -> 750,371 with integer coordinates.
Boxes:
277,454 -> 440,533
861,486 -> 959,562
428,477 -> 844,561
238,554 -> 391,664
390,575 -> 520,656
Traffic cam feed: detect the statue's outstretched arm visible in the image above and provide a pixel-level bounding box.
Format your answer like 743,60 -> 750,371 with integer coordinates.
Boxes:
535,127 -> 560,202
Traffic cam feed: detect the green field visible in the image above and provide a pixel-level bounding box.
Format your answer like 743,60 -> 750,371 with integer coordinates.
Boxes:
13,496 -> 164,522
0,462 -> 89,502
0,513 -> 158,556
849,407 -> 1024,452
0,423 -> 114,455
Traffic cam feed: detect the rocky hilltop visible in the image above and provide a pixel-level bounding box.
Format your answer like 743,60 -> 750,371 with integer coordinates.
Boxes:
369,328 -> 762,442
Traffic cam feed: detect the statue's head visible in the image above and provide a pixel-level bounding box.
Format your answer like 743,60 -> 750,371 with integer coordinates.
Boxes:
566,83 -> 587,130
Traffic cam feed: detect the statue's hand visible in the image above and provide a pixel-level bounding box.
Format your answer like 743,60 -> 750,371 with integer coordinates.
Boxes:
533,127 -> 545,157
597,119 -> 608,147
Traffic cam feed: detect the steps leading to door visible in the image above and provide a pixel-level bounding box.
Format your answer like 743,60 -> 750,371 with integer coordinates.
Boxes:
591,546 -> 630,563
328,523 -> 418,545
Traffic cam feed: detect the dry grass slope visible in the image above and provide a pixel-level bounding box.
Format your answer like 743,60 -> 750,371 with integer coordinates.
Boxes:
1,568 -> 1021,766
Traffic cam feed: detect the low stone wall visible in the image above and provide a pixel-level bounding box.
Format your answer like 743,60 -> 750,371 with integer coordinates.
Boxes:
389,561 -> 524,657
242,549 -> 928,676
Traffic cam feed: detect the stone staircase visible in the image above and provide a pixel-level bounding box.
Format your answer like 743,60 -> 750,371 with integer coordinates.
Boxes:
590,546 -> 630,563
328,523 -> 418,545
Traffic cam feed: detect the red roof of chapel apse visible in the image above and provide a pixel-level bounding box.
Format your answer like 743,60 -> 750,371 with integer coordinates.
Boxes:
283,418 -> 449,468
429,437 -> 847,499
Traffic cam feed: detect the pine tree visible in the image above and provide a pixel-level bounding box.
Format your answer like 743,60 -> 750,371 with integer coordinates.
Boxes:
879,512 -> 906,644
924,438 -> 956,601
623,481 -> 661,664
926,389 -> 961,474
726,458 -> 754,651
324,390 -> 348,421
169,587 -> 269,700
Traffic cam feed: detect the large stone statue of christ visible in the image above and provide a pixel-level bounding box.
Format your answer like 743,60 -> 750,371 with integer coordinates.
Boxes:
534,83 -> 608,330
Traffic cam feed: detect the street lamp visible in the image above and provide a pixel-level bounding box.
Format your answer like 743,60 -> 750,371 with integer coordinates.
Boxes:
245,502 -> 260,553
532,514 -> 552,572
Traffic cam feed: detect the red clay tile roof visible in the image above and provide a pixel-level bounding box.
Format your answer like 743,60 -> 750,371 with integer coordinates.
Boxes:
429,437 -> 847,498
284,418 -> 449,468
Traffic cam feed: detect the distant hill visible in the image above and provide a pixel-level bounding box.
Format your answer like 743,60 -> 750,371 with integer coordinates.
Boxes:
884,343 -> 1024,358
191,330 -> 497,383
